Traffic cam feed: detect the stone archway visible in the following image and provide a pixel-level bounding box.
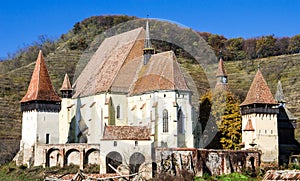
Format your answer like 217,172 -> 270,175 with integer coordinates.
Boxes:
106,151 -> 122,173
65,149 -> 80,166
129,152 -> 145,174
84,148 -> 100,165
46,148 -> 60,167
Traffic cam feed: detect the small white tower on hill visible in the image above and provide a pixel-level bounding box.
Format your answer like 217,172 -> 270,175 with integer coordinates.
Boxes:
240,69 -> 279,164
18,50 -> 61,166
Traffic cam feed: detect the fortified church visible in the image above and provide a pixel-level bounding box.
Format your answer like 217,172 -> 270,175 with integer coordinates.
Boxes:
15,20 -> 299,175
16,21 -> 195,173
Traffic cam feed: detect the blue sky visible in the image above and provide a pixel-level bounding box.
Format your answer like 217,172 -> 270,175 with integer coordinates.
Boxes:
0,0 -> 299,59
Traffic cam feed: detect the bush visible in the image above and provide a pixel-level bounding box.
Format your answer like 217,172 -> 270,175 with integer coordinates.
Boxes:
216,172 -> 249,181
83,164 -> 100,173
18,164 -> 27,170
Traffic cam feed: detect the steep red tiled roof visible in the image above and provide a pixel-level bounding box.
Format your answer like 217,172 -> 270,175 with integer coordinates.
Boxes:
60,73 -> 72,91
216,58 -> 227,77
240,70 -> 277,106
130,51 -> 189,95
20,50 -> 61,103
244,119 -> 255,131
72,27 -> 145,98
102,126 -> 151,140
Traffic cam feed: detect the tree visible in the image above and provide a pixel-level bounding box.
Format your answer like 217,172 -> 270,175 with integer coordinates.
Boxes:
226,37 -> 246,60
243,38 -> 257,59
275,37 -> 290,55
256,35 -> 276,57
73,22 -> 82,34
207,34 -> 227,57
199,90 -> 242,150
288,34 -> 300,53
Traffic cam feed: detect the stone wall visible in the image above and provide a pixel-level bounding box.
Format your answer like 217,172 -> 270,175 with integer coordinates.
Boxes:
155,148 -> 260,177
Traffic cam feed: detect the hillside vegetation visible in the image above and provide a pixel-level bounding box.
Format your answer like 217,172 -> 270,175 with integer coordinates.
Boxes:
0,15 -> 299,164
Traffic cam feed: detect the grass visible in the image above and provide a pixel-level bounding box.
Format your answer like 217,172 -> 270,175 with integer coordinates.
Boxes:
0,162 -> 82,181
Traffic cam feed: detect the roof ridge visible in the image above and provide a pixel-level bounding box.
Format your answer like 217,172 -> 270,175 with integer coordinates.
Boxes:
35,51 -> 42,99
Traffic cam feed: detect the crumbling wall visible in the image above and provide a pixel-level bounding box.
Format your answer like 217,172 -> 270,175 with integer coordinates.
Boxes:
156,148 -> 260,177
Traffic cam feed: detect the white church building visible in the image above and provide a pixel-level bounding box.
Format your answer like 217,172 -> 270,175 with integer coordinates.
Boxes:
16,21 -> 196,174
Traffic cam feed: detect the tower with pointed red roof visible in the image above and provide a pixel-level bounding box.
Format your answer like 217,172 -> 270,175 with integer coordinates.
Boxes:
60,73 -> 73,98
240,69 -> 279,164
19,50 -> 61,166
215,52 -> 228,90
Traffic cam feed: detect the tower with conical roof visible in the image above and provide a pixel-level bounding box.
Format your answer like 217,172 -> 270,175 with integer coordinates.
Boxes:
215,52 -> 228,90
143,19 -> 154,65
58,73 -> 73,143
19,50 -> 61,166
60,73 -> 73,98
240,69 -> 279,164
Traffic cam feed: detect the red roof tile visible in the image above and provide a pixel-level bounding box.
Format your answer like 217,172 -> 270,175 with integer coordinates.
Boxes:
20,50 -> 61,103
240,70 -> 277,106
60,73 -> 72,91
102,126 -> 151,140
244,119 -> 255,131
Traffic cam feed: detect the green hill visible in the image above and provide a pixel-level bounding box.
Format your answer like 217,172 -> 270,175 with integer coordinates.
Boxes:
0,15 -> 299,164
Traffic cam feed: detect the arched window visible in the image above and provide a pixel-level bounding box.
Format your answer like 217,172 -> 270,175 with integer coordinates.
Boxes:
116,105 -> 120,119
163,109 -> 168,132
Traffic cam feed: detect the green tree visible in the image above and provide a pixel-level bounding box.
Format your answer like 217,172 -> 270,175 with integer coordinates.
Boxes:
256,35 -> 276,57
200,90 -> 242,150
288,34 -> 300,53
226,37 -> 246,60
243,38 -> 257,59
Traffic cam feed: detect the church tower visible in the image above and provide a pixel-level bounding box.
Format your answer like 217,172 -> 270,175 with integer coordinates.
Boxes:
143,19 -> 155,65
19,50 -> 61,165
240,69 -> 279,164
215,52 -> 228,90
59,73 -> 73,143
60,73 -> 72,98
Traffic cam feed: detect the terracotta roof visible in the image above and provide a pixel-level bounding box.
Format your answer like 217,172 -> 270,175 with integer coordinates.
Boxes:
60,73 -> 72,91
72,27 -> 145,98
130,51 -> 189,95
73,27 -> 189,97
216,58 -> 227,77
102,126 -> 151,140
263,170 -> 300,180
243,119 -> 255,131
240,70 -> 277,106
20,50 -> 61,103
110,56 -> 143,93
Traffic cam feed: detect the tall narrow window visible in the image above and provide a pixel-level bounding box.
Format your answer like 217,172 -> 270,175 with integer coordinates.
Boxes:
177,109 -> 184,134
163,109 -> 168,132
46,133 -> 50,144
116,105 -> 120,119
